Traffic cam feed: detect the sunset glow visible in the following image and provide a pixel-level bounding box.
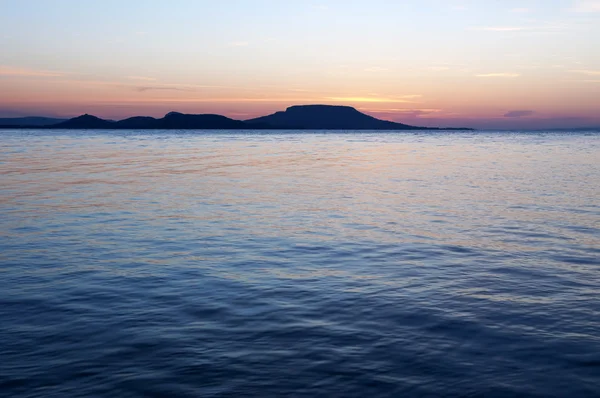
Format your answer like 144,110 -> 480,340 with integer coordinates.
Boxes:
1,0 -> 599,128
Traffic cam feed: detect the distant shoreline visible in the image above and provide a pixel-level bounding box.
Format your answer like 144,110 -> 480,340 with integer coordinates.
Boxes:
0,126 -> 474,131
0,105 -> 474,131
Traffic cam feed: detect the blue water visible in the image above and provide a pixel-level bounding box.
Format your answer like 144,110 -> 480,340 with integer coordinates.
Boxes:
1,130 -> 599,397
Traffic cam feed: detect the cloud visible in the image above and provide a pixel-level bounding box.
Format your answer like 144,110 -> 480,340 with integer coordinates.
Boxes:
134,86 -> 192,92
124,97 -> 325,103
511,8 -> 530,13
476,73 -> 521,78
428,66 -> 451,71
0,65 -> 64,77
504,110 -> 535,118
572,1 -> 600,12
127,76 -> 157,81
364,66 -> 388,72
229,41 -> 249,47
472,26 -> 528,31
365,108 -> 442,118
470,23 -> 565,34
570,69 -> 600,76
327,95 -> 421,103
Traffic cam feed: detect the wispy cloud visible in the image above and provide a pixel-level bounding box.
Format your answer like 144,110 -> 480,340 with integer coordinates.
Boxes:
134,85 -> 193,92
472,26 -> 528,32
504,110 -> 535,118
363,108 -> 442,117
120,97 -> 326,103
327,95 -> 421,103
127,76 -> 157,81
428,66 -> 451,71
0,65 -> 64,77
229,41 -> 249,47
48,79 -> 243,92
470,24 -> 565,34
476,73 -> 521,78
511,8 -> 530,13
572,1 -> 600,12
570,69 -> 600,76
364,66 -> 388,72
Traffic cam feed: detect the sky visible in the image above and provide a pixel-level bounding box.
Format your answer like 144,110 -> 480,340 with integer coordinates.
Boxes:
0,0 -> 599,129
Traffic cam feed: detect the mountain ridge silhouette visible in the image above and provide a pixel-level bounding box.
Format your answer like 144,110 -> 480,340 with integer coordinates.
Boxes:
1,105 -> 473,130
246,105 -> 424,130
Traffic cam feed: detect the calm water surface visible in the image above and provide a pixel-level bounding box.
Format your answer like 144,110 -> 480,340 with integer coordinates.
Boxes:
1,130 -> 599,397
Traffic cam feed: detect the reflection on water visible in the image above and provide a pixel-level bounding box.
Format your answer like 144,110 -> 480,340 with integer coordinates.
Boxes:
1,130 -> 599,397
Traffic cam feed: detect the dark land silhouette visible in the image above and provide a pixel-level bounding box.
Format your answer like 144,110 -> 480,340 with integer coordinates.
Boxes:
0,116 -> 67,127
0,105 -> 473,130
247,105 -> 426,129
52,112 -> 266,129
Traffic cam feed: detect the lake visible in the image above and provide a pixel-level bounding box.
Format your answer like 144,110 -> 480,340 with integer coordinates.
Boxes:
1,130 -> 599,397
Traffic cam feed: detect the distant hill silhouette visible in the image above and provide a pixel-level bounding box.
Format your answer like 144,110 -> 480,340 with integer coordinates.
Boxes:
114,116 -> 158,129
246,105 -> 429,130
0,116 -> 66,127
152,112 -> 250,129
49,112 -> 270,130
1,105 -> 473,130
53,114 -> 115,129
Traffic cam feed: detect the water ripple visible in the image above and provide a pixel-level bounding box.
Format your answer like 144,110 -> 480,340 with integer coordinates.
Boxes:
1,130 -> 599,397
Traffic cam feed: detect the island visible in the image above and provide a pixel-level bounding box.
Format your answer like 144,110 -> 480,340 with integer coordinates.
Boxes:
0,105 -> 473,130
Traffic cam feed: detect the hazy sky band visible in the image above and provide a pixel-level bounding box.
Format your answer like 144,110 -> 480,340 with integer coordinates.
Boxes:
1,0 -> 599,129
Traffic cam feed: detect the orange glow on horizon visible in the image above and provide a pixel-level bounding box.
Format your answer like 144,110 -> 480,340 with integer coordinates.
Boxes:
1,65 -> 599,129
